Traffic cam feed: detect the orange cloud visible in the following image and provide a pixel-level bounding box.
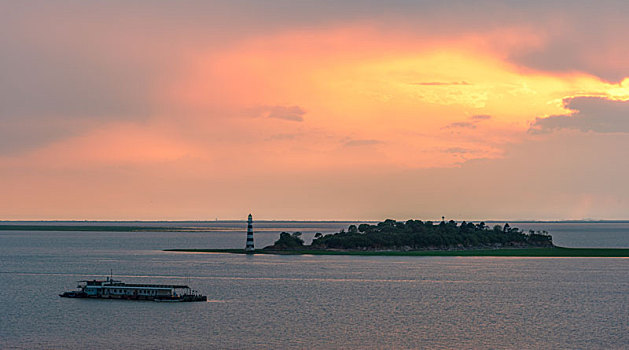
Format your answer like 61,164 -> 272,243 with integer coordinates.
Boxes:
6,25 -> 628,174
164,26 -> 628,169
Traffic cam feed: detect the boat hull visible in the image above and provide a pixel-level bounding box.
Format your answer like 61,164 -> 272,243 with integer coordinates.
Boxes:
59,293 -> 206,302
59,291 -> 88,298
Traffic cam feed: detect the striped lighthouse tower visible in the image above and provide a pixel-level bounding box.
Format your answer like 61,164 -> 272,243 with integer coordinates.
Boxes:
245,214 -> 255,252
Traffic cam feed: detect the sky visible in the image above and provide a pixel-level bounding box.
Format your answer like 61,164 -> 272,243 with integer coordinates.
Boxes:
2,1 -> 629,221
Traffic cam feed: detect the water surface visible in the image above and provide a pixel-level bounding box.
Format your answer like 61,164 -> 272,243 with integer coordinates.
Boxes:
1,221 -> 627,349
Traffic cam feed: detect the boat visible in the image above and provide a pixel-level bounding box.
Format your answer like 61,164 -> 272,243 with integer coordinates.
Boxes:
59,277 -> 207,302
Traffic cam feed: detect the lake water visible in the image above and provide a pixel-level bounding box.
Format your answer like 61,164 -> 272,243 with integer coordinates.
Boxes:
1,221 -> 627,349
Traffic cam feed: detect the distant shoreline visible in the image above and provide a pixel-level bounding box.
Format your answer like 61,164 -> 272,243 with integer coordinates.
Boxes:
164,248 -> 629,257
4,220 -> 629,224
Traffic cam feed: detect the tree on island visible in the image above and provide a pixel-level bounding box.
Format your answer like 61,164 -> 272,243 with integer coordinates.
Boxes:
264,219 -> 553,251
265,231 -> 305,250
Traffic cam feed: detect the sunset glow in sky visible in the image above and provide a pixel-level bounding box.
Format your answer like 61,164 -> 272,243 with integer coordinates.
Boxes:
2,1 -> 629,220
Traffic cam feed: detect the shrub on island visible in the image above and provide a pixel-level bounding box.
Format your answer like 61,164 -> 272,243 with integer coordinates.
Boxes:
264,231 -> 305,250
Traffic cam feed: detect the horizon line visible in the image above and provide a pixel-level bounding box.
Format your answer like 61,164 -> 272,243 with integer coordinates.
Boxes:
2,218 -> 629,223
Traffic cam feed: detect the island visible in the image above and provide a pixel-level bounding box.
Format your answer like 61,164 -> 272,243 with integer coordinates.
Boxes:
166,219 -> 629,257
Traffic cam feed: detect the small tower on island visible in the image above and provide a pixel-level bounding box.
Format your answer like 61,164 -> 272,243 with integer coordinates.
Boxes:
245,214 -> 255,253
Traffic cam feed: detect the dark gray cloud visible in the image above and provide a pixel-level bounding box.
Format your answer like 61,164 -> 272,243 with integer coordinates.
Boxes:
412,81 -> 470,86
509,20 -> 629,82
443,122 -> 476,129
0,49 -> 154,154
267,133 -> 299,141
443,147 -> 472,154
344,139 -> 381,147
0,49 -> 153,152
443,115 -> 492,129
529,97 -> 629,134
0,47 -> 151,120
262,106 -> 306,122
0,121 -> 71,153
0,4 -> 162,154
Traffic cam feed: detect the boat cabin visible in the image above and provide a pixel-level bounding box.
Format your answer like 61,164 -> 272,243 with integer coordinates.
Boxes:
79,277 -> 191,300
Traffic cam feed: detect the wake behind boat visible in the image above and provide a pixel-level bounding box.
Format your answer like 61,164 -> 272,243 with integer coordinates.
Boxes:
59,277 -> 207,302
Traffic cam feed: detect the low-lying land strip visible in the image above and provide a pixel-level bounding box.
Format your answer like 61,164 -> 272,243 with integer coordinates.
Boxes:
0,224 -> 212,232
164,247 -> 629,257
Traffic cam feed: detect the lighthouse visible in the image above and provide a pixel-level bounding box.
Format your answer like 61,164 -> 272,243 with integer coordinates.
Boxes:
245,214 -> 255,252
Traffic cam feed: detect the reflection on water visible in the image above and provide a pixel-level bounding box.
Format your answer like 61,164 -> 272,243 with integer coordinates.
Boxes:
0,222 -> 628,349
